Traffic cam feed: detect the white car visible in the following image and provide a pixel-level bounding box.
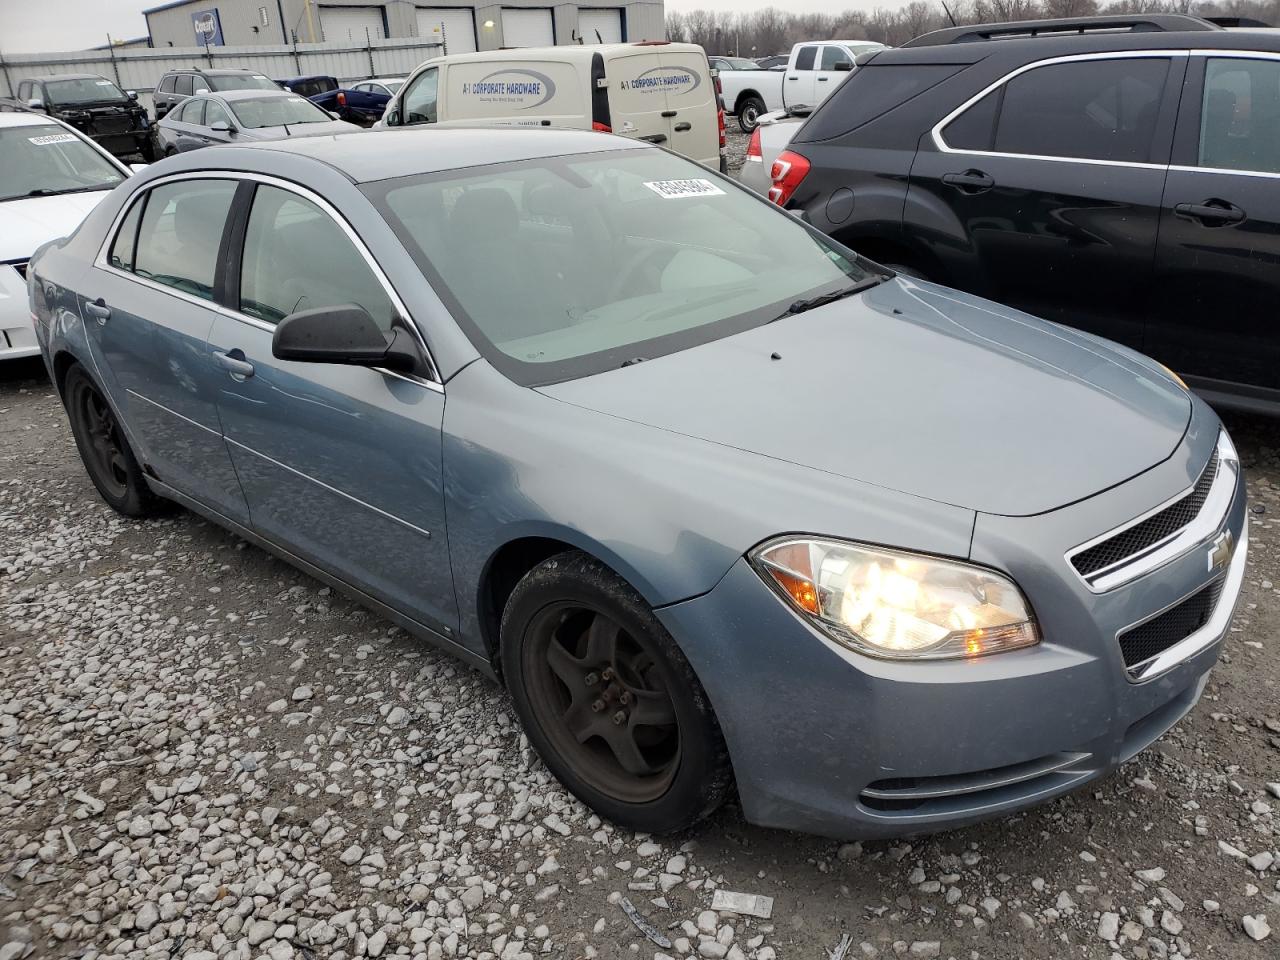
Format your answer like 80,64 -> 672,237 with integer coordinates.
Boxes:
0,106 -> 132,360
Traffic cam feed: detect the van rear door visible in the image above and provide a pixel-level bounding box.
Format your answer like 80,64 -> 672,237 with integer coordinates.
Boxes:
439,57 -> 585,128
657,47 -> 718,167
604,47 -> 670,146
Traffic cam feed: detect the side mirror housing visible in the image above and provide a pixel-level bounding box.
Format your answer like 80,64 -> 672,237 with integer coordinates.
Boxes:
384,107 -> 399,126
26,98 -> 44,111
834,60 -> 853,72
272,305 -> 421,375
128,90 -> 139,100
210,120 -> 232,133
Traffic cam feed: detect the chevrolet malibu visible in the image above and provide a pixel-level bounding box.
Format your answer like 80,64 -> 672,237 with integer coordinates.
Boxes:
30,129 -> 1246,838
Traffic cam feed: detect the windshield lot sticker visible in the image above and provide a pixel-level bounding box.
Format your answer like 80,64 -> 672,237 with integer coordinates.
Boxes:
644,179 -> 726,199
28,133 -> 78,145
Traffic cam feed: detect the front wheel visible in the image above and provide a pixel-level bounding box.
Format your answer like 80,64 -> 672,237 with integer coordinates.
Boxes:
64,364 -> 166,518
501,551 -> 733,834
138,138 -> 157,163
737,96 -> 766,133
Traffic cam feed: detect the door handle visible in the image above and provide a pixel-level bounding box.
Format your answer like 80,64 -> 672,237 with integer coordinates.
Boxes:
941,169 -> 995,194
787,76 -> 799,80
214,349 -> 255,380
817,77 -> 830,82
660,110 -> 677,118
673,122 -> 691,132
1174,199 -> 1245,226
639,133 -> 667,144
84,298 -> 111,324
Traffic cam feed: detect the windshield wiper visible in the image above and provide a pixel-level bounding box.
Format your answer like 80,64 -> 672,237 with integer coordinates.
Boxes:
22,184 -> 116,198
770,275 -> 887,322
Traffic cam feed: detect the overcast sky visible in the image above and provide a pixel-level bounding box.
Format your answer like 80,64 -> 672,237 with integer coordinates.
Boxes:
0,0 -> 880,54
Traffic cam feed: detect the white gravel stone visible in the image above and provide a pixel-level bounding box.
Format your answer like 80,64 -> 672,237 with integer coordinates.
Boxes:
1242,915 -> 1271,941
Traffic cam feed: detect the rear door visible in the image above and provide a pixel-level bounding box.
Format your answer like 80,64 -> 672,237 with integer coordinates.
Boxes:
607,47 -> 669,144
906,53 -> 1182,350
438,58 -> 583,128
659,47 -> 718,166
1148,51 -> 1280,397
812,45 -> 853,106
785,45 -> 819,108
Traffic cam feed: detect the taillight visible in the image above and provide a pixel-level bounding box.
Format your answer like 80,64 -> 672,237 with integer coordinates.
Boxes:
592,121 -> 612,133
768,150 -> 811,206
717,104 -> 726,149
713,73 -> 723,96
746,128 -> 762,162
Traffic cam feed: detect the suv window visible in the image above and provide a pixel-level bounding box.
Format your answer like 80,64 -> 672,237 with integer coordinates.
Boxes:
239,185 -> 395,328
794,47 -> 817,71
945,57 -> 1170,163
158,75 -> 176,94
401,68 -> 438,124
133,180 -> 237,301
820,47 -> 848,71
801,64 -> 965,141
17,81 -> 30,100
1199,57 -> 1280,174
176,75 -> 194,96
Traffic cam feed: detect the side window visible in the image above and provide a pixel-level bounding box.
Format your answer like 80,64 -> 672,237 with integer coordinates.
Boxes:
158,75 -> 175,94
943,89 -> 999,151
181,99 -> 206,124
1199,57 -> 1280,174
239,185 -> 396,329
134,179 -> 237,301
794,46 -> 818,71
820,47 -> 848,71
176,74 -> 194,96
108,197 -> 145,271
401,67 -> 438,124
205,100 -> 231,127
18,81 -> 30,100
193,78 -> 211,94
992,58 -> 1170,163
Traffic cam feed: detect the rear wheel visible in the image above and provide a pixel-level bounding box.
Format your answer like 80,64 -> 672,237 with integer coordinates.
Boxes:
737,96 -> 766,134
501,551 -> 732,833
64,365 -> 165,518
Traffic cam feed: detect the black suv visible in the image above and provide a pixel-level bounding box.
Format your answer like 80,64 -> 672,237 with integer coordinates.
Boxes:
773,15 -> 1280,412
152,68 -> 279,120
16,74 -> 152,160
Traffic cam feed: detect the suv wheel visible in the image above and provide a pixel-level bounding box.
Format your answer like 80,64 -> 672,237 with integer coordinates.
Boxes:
738,96 -> 766,134
501,551 -> 733,834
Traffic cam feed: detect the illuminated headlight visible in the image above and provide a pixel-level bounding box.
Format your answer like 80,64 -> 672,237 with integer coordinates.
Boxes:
750,537 -> 1040,661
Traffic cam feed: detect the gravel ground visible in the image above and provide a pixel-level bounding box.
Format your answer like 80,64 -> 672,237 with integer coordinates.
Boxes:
2,340 -> 1279,960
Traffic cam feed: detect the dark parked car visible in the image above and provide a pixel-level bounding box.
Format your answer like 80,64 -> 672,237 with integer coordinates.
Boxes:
15,74 -> 152,160
754,54 -> 788,70
277,74 -> 395,125
154,90 -> 358,154
152,68 -> 279,120
770,15 -> 1280,412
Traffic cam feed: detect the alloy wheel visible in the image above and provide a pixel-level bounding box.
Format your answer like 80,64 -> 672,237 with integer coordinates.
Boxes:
76,384 -> 130,499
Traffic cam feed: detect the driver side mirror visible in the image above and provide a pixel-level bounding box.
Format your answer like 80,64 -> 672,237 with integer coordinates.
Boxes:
384,107 -> 400,126
26,98 -> 44,111
272,304 -> 422,375
127,90 -> 139,100
210,120 -> 235,134
834,60 -> 853,72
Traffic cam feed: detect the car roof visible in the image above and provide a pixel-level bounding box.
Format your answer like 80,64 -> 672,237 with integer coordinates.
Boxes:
0,110 -> 67,128
29,73 -> 113,83
205,126 -> 643,182
425,42 -> 706,66
216,89 -> 296,101
163,67 -> 263,75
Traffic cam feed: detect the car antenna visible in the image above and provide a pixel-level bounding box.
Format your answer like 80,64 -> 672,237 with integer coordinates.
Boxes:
940,1 -> 958,27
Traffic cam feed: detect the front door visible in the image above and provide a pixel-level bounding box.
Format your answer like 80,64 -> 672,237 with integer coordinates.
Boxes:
906,53 -> 1182,350
82,176 -> 250,524
1149,52 -> 1280,397
785,45 -> 819,109
812,45 -> 852,107
207,180 -> 457,635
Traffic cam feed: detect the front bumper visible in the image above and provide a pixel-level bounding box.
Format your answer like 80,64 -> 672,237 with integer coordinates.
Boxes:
658,412 -> 1247,840
0,264 -> 39,361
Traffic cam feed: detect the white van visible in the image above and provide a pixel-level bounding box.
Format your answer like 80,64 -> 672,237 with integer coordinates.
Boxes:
378,42 -> 725,170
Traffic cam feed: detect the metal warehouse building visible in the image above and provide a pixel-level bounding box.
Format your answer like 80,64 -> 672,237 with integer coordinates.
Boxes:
144,0 -> 665,53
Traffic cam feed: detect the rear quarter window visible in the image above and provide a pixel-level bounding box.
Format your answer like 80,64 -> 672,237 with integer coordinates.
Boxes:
795,64 -> 967,142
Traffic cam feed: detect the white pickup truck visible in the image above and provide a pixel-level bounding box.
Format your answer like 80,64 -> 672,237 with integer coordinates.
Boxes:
717,40 -> 885,132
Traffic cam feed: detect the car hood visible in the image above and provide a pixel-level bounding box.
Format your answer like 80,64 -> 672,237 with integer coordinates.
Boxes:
0,191 -> 110,262
538,278 -> 1191,517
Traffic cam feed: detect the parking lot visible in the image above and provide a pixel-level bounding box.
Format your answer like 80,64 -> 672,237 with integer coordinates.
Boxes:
1,344 -> 1277,960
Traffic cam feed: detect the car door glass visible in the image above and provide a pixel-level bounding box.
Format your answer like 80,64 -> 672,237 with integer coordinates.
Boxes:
108,197 -> 145,271
176,75 -> 194,96
794,47 -> 817,71
181,99 -> 206,125
239,185 -> 395,328
133,179 -> 236,301
402,68 -> 438,124
205,100 -> 232,128
942,89 -> 999,151
820,47 -> 847,70
1199,57 -> 1280,174
158,75 -> 175,94
991,58 -> 1170,163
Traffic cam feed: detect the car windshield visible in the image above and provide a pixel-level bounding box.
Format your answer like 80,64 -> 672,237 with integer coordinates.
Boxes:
0,124 -> 124,202
382,80 -> 404,94
230,95 -> 330,127
367,148 -> 876,384
45,77 -> 127,105
721,58 -> 757,70
213,73 -> 280,92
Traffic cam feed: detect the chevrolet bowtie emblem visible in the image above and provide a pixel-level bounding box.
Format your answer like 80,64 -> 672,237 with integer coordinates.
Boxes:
1208,530 -> 1234,573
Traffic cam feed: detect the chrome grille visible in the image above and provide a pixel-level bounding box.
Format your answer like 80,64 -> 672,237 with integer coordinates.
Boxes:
1071,449 -> 1219,579
1118,579 -> 1224,669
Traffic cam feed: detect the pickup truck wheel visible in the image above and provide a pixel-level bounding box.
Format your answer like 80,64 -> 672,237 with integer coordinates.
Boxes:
501,550 -> 733,834
737,97 -> 766,133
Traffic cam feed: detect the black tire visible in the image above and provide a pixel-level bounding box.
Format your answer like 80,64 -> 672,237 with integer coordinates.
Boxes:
138,138 -> 157,163
64,364 -> 166,518
885,262 -> 929,281
501,550 -> 732,834
737,96 -> 766,134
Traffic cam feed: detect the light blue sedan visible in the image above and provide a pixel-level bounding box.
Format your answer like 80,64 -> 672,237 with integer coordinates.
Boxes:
30,128 -> 1246,838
